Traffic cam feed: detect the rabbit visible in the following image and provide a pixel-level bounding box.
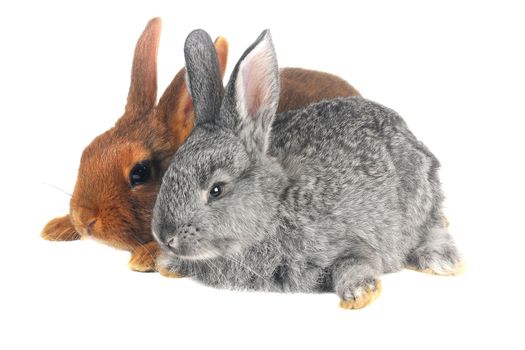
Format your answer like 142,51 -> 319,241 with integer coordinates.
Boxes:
40,18 -> 361,275
152,29 -> 463,309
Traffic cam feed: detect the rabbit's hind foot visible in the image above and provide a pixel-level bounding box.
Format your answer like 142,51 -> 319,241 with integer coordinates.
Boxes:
406,227 -> 464,276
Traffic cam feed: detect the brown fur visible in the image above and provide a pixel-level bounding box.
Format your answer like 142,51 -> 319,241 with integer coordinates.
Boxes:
41,18 -> 361,273
41,215 -> 80,241
278,68 -> 360,113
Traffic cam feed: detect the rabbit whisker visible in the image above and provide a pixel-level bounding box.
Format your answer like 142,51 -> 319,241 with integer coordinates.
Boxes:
128,233 -> 156,261
221,253 -> 272,285
43,182 -> 72,197
201,254 -> 225,284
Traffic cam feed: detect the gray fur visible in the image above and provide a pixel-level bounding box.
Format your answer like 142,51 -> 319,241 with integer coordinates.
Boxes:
152,29 -> 461,301
184,29 -> 224,126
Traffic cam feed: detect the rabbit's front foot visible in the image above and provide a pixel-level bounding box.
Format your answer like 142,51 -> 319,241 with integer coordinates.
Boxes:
157,265 -> 184,279
41,215 -> 81,241
338,279 -> 382,309
155,252 -> 185,278
333,256 -> 382,309
128,241 -> 159,272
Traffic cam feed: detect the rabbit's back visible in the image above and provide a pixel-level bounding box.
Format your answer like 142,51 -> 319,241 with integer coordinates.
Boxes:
269,97 -> 443,270
271,97 -> 407,161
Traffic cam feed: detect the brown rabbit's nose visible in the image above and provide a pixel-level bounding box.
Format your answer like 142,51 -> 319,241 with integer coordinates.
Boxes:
85,219 -> 97,235
71,206 -> 99,235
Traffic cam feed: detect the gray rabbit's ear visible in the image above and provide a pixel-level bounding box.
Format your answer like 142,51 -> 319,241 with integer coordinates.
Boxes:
184,29 -> 224,126
223,30 -> 280,155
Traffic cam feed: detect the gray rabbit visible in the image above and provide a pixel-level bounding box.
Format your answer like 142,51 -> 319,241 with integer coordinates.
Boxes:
152,29 -> 463,309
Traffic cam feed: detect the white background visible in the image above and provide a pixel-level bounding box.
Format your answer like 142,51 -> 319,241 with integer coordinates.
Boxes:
1,0 -> 524,349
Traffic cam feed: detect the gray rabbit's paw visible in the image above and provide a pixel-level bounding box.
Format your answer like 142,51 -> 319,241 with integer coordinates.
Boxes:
407,259 -> 466,276
406,227 -> 465,276
338,279 -> 382,309
156,253 -> 185,278
158,265 -> 184,278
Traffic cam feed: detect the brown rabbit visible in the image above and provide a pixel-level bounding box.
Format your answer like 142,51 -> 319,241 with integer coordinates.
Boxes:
41,18 -> 361,273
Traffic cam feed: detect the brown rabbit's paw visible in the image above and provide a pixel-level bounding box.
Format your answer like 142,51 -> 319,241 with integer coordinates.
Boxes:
41,215 -> 81,241
339,279 -> 382,310
158,265 -> 184,279
128,251 -> 156,272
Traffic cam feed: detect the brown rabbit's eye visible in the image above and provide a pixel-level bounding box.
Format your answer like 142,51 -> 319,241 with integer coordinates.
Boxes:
130,162 -> 151,187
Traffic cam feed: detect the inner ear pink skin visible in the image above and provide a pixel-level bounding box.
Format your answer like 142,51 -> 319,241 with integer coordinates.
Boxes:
238,39 -> 277,119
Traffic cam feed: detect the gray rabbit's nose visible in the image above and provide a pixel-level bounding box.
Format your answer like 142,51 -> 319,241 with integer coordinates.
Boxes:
162,223 -> 199,249
167,236 -> 179,249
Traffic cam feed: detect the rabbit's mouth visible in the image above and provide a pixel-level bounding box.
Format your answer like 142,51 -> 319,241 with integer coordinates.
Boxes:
164,236 -> 240,261
166,241 -> 219,260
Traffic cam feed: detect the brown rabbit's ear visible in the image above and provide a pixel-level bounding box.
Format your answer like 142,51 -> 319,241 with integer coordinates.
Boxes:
155,36 -> 229,147
124,17 -> 161,117
214,36 -> 229,80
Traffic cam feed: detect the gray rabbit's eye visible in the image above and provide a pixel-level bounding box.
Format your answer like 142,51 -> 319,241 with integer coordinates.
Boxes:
209,183 -> 224,199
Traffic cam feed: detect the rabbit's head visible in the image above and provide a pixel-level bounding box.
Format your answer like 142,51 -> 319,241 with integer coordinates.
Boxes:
69,19 -> 228,250
153,29 -> 284,259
